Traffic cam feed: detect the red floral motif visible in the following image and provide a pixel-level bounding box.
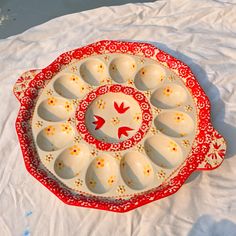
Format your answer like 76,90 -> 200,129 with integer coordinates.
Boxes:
123,87 -> 135,95
77,123 -> 87,134
118,126 -> 134,139
167,58 -> 180,69
13,40 -> 226,213
204,162 -> 212,169
120,44 -> 129,53
178,66 -> 191,78
143,47 -> 155,57
25,88 -> 38,99
76,84 -> 152,151
207,142 -> 225,160
108,44 -> 117,52
60,53 -> 72,65
110,84 -> 122,92
21,97 -> 34,108
77,111 -> 85,121
88,92 -> 96,100
114,102 -> 130,114
44,70 -> 53,79
92,115 -> 105,130
156,51 -> 168,62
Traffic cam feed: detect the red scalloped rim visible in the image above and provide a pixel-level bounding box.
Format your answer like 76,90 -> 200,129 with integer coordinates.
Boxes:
14,40 -> 226,212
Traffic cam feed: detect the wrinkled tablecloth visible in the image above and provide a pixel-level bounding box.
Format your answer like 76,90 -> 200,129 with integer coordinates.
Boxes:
0,0 -> 236,235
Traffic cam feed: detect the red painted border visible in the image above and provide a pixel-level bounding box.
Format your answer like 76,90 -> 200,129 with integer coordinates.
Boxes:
76,84 -> 152,151
14,40 -> 226,212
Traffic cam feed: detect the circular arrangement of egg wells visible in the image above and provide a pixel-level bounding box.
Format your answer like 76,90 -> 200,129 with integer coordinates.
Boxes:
32,54 -> 196,196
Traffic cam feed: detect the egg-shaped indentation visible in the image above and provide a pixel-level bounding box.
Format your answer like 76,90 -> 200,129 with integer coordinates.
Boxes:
85,92 -> 141,143
145,134 -> 183,169
134,64 -> 167,90
120,152 -> 154,190
38,97 -> 75,122
80,59 -> 108,86
151,84 -> 188,108
109,56 -> 136,83
54,143 -> 90,179
37,123 -> 74,151
86,154 -> 119,194
54,73 -> 89,99
155,111 -> 194,137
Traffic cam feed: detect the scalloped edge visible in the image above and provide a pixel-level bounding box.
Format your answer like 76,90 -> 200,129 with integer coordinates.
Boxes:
13,40 -> 226,212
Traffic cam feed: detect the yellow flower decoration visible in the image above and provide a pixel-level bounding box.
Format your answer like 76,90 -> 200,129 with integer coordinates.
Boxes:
139,58 -> 145,64
89,179 -> 96,188
175,113 -> 184,123
120,160 -> 125,168
45,154 -> 53,162
96,99 -> 106,109
107,176 -> 116,186
46,89 -> 53,96
61,123 -> 72,134
111,64 -> 116,71
69,145 -> 80,155
117,185 -> 126,194
182,139 -> 190,147
143,165 -> 152,176
163,86 -> 173,96
96,157 -> 105,168
104,55 -> 110,61
80,85 -> 87,93
160,74 -> 165,82
157,169 -> 166,179
150,127 -> 158,135
64,101 -> 73,112
133,113 -> 142,122
140,68 -> 145,76
144,90 -> 151,97
44,126 -> 55,136
153,108 -> 162,115
70,75 -> 79,82
74,135 -> 82,144
127,79 -> 134,85
35,121 -> 43,128
106,78 -> 113,84
91,149 -> 98,157
114,152 -> 122,161
47,97 -> 57,106
168,75 -> 175,81
100,78 -> 112,85
131,64 -> 136,70
136,144 -> 144,152
168,141 -> 178,152
56,160 -> 64,170
72,99 -> 80,106
111,117 -> 120,125
67,117 -> 75,125
75,179 -> 83,187
97,64 -> 104,73
185,105 -> 193,112
70,66 -> 78,72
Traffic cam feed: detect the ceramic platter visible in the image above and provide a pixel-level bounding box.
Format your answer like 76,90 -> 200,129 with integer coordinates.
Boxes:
14,40 -> 226,212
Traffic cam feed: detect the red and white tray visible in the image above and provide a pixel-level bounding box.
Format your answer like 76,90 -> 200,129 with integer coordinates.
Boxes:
13,40 -> 226,212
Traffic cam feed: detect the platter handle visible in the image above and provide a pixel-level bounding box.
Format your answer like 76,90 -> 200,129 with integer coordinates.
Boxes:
13,69 -> 41,102
196,129 -> 226,171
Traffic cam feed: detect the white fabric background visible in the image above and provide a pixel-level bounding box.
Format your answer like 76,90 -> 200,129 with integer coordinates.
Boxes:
0,0 -> 236,235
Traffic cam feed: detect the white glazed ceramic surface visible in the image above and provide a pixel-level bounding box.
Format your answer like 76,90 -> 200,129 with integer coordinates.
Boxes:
31,54 -> 196,197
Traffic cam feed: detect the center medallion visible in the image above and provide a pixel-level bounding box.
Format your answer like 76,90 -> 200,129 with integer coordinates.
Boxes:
76,84 -> 152,151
